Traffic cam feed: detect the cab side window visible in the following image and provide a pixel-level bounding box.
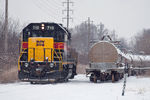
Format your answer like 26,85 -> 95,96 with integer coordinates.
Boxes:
55,31 -> 64,42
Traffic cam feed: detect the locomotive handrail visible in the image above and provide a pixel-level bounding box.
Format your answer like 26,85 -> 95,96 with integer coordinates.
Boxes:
19,47 -> 63,71
19,47 -> 63,63
18,48 -> 27,71
58,48 -> 63,70
53,49 -> 63,71
58,48 -> 63,61
27,48 -> 63,63
53,49 -> 61,61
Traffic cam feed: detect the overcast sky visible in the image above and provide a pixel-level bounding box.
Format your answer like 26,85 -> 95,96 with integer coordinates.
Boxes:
0,0 -> 150,39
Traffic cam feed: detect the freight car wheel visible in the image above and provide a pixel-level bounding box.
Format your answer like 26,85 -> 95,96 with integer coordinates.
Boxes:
90,77 -> 94,82
93,75 -> 97,83
114,73 -> 119,81
90,74 -> 94,82
112,74 -> 115,82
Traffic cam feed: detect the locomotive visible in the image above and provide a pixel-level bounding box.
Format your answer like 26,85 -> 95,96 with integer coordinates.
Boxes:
18,22 -> 77,83
86,35 -> 150,83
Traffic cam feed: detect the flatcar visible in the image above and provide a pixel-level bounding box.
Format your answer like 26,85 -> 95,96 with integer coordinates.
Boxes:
86,35 -> 150,83
18,22 -> 77,83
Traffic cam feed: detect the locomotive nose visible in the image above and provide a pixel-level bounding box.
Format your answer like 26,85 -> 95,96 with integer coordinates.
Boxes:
28,37 -> 54,62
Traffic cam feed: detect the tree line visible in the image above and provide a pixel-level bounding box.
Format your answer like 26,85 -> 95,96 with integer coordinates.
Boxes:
0,13 -> 20,83
71,22 -> 150,64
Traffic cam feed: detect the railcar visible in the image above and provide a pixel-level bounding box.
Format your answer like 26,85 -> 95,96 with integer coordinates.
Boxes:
86,41 -> 124,83
121,52 -> 150,75
86,36 -> 150,83
18,22 -> 77,83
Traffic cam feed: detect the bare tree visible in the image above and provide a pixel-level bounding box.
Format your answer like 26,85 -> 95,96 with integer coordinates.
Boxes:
0,13 -> 20,83
133,29 -> 150,54
97,23 -> 108,40
71,22 -> 109,64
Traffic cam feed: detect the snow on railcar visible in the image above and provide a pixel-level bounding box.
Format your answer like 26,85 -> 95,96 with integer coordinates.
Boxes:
86,41 -> 124,83
86,35 -> 150,83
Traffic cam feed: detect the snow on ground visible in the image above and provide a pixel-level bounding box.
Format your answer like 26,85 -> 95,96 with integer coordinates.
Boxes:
0,75 -> 150,100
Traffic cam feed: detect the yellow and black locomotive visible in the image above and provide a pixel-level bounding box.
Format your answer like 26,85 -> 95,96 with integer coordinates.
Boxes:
18,23 -> 77,83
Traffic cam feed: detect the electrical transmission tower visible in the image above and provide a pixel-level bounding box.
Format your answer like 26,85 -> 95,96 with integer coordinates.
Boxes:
62,0 -> 74,30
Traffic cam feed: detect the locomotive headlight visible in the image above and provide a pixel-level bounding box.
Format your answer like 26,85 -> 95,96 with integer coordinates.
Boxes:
41,26 -> 44,30
50,62 -> 54,68
41,24 -> 44,27
46,57 -> 48,61
41,24 -> 45,30
25,63 -> 29,67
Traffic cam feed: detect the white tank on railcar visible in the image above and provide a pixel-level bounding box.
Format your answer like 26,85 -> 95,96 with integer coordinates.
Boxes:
86,35 -> 150,83
86,41 -> 125,83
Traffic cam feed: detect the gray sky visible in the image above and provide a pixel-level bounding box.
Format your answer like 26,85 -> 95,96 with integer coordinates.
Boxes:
0,0 -> 150,39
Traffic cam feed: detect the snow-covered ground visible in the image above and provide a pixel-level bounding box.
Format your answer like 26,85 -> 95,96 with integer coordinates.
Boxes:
0,75 -> 150,100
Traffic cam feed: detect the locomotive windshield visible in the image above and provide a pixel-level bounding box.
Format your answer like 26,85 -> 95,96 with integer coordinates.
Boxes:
29,31 -> 53,37
23,23 -> 65,42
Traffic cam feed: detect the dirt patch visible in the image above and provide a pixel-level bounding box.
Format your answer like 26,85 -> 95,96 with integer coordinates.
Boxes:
0,64 -> 88,83
77,64 -> 88,74
0,66 -> 18,83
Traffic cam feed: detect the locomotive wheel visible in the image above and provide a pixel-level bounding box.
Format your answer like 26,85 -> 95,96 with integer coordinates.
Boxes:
70,74 -> 74,79
70,64 -> 76,79
18,71 -> 26,80
64,79 -> 69,82
30,81 -> 36,84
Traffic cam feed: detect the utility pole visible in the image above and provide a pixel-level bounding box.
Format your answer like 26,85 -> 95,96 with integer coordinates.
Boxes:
85,17 -> 93,62
86,17 -> 93,52
88,17 -> 91,53
62,0 -> 73,30
5,0 -> 8,52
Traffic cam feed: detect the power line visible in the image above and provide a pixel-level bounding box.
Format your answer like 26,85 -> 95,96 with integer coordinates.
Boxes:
53,0 -> 62,5
36,0 -> 60,15
62,0 -> 74,29
46,0 -> 62,10
44,0 -> 62,11
32,2 -> 48,21
32,0 -> 60,22
37,0 -> 63,22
